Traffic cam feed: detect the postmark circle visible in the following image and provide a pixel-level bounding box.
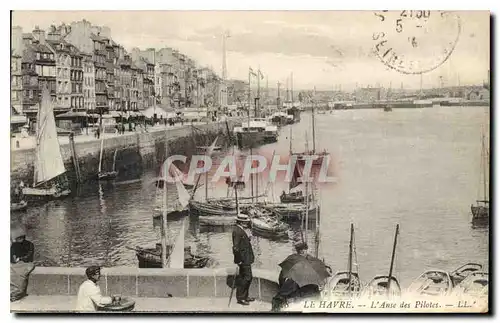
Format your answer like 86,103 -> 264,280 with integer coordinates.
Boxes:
372,10 -> 461,75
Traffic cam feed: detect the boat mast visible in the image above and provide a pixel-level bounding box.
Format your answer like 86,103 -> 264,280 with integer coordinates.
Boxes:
161,130 -> 169,268
98,136 -> 104,173
482,129 -> 487,201
386,224 -> 399,297
291,72 -> 294,103
312,87 -> 316,153
112,149 -> 118,172
33,98 -> 42,187
347,223 -> 354,296
314,188 -> 320,258
250,147 -> 254,203
304,132 -> 309,242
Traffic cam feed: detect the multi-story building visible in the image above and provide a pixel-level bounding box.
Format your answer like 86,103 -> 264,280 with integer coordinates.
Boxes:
133,57 -> 155,111
103,37 -> 119,111
20,47 -> 39,116
22,29 -> 57,120
45,32 -> 72,111
130,63 -> 139,111
154,63 -> 162,104
117,48 -> 132,113
91,33 -> 108,115
11,51 -> 23,114
69,44 -> 84,110
63,20 -> 110,114
82,53 -> 95,111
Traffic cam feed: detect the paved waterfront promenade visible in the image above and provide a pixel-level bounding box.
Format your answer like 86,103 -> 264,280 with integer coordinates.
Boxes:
11,295 -> 271,313
11,122 -> 215,151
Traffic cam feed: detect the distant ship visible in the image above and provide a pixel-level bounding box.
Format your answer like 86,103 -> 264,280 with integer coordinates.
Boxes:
471,125 -> 489,226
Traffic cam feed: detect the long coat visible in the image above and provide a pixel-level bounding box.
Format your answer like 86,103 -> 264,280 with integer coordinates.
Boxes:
232,225 -> 255,265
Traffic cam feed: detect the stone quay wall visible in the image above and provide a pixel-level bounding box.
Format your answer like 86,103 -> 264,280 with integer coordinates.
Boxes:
10,120 -> 241,185
26,266 -> 280,303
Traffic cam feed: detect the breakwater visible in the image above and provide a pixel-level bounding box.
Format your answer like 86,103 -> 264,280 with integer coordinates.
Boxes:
10,120 -> 241,185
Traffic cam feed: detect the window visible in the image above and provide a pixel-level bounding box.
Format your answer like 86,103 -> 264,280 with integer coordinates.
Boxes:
29,90 -> 33,99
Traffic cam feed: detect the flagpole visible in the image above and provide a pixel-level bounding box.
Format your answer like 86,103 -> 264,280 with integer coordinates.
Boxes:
257,67 -> 261,118
248,67 -> 251,116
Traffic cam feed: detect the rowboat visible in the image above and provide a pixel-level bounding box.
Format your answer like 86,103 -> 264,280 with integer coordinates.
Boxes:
251,217 -> 289,240
134,244 -> 211,269
450,263 -> 483,286
98,171 -> 118,180
362,275 -> 401,299
279,191 -> 312,204
258,202 -> 318,222
323,272 -> 362,299
452,272 -> 488,298
11,200 -> 28,212
407,270 -> 454,297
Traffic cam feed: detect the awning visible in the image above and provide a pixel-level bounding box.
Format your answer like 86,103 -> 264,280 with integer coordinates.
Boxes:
55,111 -> 88,118
11,115 -> 27,124
109,110 -> 122,117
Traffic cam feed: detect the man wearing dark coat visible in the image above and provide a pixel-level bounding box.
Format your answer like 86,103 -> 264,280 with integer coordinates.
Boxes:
232,213 -> 255,305
272,242 -> 321,312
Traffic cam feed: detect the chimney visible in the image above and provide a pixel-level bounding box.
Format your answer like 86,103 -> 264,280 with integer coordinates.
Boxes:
11,26 -> 24,55
32,26 -> 46,45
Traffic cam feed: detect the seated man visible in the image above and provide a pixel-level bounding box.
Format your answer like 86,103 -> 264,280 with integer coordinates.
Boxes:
76,266 -> 112,312
10,226 -> 35,302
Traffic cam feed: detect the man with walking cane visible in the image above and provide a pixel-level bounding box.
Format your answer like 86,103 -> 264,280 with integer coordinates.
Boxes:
230,213 -> 255,306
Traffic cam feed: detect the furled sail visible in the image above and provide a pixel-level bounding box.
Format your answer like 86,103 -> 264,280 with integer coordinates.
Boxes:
167,217 -> 186,269
34,86 -> 66,186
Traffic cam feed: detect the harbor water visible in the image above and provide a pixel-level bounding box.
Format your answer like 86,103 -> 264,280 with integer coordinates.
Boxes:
11,106 -> 489,288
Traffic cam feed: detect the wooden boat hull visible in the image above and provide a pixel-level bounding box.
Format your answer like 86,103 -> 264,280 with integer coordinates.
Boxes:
11,200 -> 28,212
408,270 -> 454,297
189,200 -> 238,217
236,131 -> 278,149
155,179 -> 194,190
450,263 -> 483,286
279,192 -> 313,204
363,275 -> 401,298
259,203 -> 318,222
135,245 -> 210,269
323,272 -> 362,299
251,218 -> 289,240
153,208 -> 189,221
471,204 -> 489,225
198,215 -> 235,226
22,187 -> 71,201
452,272 -> 488,298
98,171 -> 118,180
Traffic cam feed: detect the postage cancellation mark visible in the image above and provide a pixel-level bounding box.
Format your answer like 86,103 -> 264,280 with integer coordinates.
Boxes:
372,10 -> 462,75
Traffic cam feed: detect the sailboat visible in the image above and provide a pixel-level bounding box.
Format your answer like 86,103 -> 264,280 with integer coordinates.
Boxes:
153,133 -> 192,220
155,163 -> 195,190
22,85 -> 71,200
291,91 -> 329,166
363,224 -> 402,299
324,224 -> 362,299
471,125 -> 489,226
97,134 -> 118,180
136,130 -> 210,269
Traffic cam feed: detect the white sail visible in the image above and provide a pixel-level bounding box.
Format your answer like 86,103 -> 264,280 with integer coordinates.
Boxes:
34,86 -> 66,186
168,217 -> 186,269
171,164 -> 190,208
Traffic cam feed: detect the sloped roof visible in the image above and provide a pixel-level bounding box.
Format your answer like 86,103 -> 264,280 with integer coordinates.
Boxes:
90,33 -> 105,42
21,48 -> 36,63
30,42 -> 53,54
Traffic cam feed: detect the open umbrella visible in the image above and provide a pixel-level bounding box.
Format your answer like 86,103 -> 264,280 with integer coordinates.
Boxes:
279,254 -> 331,288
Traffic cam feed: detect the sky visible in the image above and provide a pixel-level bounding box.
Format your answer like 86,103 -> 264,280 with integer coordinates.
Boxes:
12,10 -> 490,91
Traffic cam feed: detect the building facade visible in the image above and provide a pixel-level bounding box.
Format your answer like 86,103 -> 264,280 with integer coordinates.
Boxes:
11,52 -> 23,114
83,53 -> 95,111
